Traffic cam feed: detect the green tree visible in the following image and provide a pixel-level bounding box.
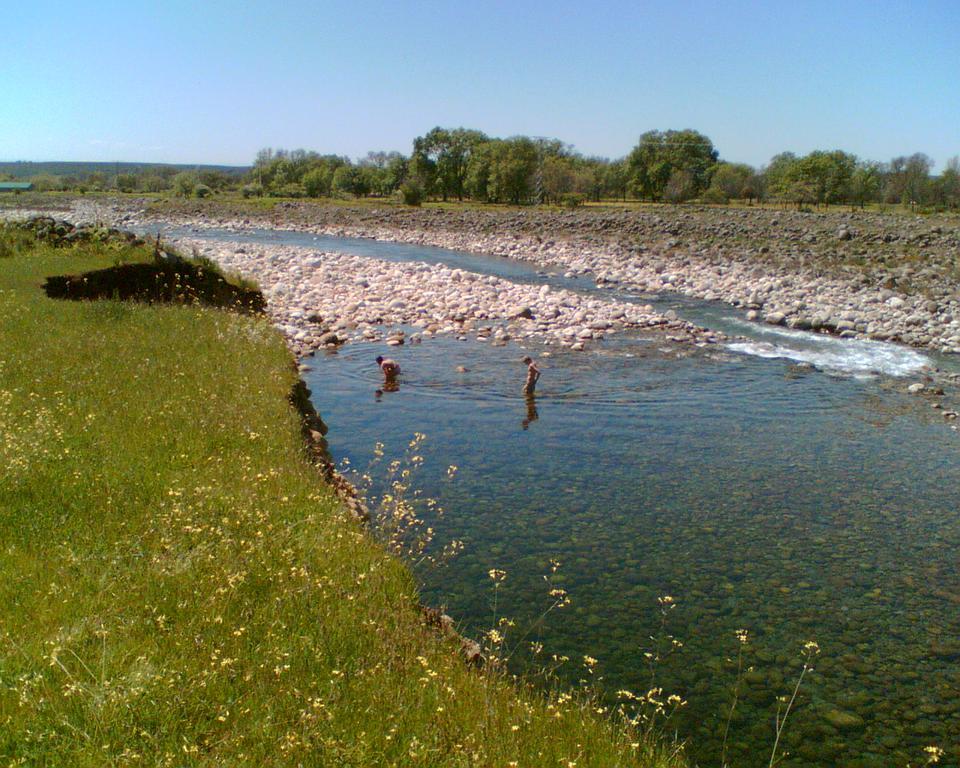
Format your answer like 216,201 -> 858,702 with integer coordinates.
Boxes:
576,158 -> 608,203
786,150 -> 856,206
764,153 -> 799,203
412,127 -> 488,201
884,153 -> 933,205
489,138 -> 538,204
358,151 -> 407,196
31,173 -> 63,192
464,141 -> 496,201
198,170 -> 231,191
464,138 -> 538,204
384,154 -> 408,193
172,172 -> 198,198
742,170 -> 766,203
115,174 -> 138,193
849,161 -> 883,209
541,155 -> 576,204
707,162 -> 755,202
940,157 -> 960,209
626,129 -> 718,201
407,147 -> 437,198
331,165 -> 370,197
302,167 -> 333,198
86,171 -> 107,191
663,169 -> 696,203
604,160 -> 629,201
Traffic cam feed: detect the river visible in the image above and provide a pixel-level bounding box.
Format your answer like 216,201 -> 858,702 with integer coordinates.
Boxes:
158,224 -> 960,767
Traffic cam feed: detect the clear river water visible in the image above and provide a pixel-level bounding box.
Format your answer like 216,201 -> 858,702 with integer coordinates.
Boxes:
159,225 -> 960,767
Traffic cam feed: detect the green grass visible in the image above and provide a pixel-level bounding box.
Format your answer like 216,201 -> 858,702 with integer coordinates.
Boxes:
0,229 -> 684,767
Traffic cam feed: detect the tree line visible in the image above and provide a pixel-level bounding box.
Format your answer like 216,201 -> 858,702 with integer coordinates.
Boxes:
9,128 -> 960,211
249,128 -> 960,210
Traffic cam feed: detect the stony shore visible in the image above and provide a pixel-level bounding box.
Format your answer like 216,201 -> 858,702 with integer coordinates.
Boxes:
0,202 -> 724,358
5,198 -> 960,358
176,237 -> 723,357
139,200 -> 960,355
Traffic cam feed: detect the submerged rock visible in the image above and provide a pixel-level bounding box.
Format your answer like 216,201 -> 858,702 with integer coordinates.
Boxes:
823,709 -> 866,730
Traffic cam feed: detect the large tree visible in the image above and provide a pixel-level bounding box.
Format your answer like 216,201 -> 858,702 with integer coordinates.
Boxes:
490,137 -> 538,205
707,162 -> 755,201
626,129 -> 718,201
331,165 -> 370,197
764,152 -> 798,202
358,151 -> 407,196
411,127 -> 488,201
849,161 -> 883,209
884,153 -> 934,205
940,157 -> 960,209
465,138 -> 538,204
787,150 -> 857,206
603,160 -> 629,202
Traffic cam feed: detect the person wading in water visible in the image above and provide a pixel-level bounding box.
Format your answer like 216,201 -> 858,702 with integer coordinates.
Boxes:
521,356 -> 540,396
375,356 -> 401,394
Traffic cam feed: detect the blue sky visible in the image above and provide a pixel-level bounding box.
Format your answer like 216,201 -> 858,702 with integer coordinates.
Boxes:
3,0 -> 958,169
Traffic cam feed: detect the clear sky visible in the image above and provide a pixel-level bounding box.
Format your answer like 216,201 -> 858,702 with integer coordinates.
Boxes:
3,0 -> 958,169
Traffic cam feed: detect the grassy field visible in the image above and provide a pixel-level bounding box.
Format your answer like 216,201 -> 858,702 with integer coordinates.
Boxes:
0,227 -> 684,766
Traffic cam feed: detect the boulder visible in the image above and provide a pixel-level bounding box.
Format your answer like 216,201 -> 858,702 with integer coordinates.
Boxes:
764,311 -> 786,326
823,709 -> 865,731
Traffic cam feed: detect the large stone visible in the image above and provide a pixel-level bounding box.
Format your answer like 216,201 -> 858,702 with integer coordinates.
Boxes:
764,311 -> 786,326
823,709 -> 865,730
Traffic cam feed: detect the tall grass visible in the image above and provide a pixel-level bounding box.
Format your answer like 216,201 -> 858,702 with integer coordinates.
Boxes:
0,229 -> 685,767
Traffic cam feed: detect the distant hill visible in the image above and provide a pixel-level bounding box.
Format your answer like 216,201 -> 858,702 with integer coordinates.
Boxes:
0,161 -> 250,179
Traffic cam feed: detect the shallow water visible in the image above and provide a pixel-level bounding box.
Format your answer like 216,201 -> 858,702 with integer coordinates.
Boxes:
304,332 -> 960,768
158,223 -> 960,765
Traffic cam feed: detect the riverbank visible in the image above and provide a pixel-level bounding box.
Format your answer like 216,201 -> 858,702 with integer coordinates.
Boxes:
0,224 -> 683,766
62,196 -> 960,355
0,203 -> 724,358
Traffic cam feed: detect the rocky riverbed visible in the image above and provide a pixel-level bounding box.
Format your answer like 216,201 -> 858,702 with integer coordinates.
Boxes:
0,202 -> 723,357
174,237 -> 720,358
5,197 -> 960,356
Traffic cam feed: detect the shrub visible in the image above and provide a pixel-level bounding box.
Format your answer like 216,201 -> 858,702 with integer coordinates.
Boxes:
115,174 -> 138,193
701,187 -> 728,205
172,172 -> 198,198
268,183 -> 306,199
140,174 -> 169,193
241,184 -> 263,199
194,184 -> 212,199
303,168 -> 332,198
400,182 -> 424,206
559,192 -> 586,208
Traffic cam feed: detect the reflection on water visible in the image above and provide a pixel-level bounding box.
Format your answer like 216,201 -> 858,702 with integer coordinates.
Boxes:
305,334 -> 960,768
522,394 -> 539,430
